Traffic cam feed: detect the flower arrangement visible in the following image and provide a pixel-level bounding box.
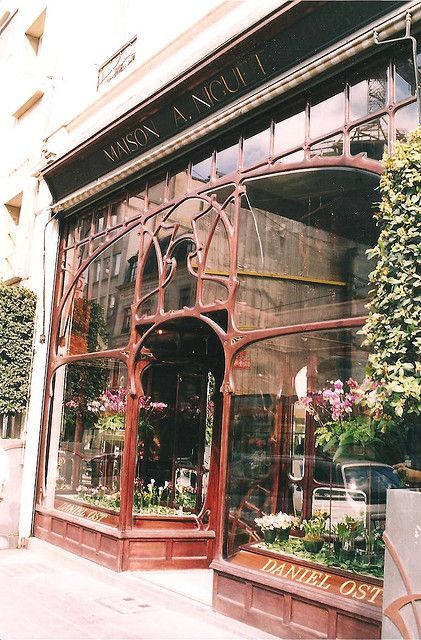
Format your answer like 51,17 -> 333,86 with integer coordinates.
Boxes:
87,387 -> 127,432
300,378 -> 382,457
255,512 -> 297,532
138,396 -> 167,438
300,509 -> 329,538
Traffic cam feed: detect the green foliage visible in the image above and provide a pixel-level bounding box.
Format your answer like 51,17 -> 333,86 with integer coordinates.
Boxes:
0,285 -> 36,415
361,126 -> 421,427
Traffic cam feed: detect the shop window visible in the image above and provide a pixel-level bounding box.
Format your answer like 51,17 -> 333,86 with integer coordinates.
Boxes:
45,359 -> 127,520
224,327 -> 403,584
191,154 -> 213,186
127,191 -> 146,219
236,168 -> 379,331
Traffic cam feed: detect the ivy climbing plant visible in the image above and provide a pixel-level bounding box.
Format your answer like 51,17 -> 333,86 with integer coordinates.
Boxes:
361,126 -> 421,429
0,285 -> 36,416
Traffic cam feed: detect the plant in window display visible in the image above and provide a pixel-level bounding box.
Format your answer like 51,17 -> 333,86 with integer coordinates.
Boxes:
88,387 -> 127,436
330,515 -> 365,563
255,513 -> 298,544
301,377 -> 383,460
300,510 -> 329,553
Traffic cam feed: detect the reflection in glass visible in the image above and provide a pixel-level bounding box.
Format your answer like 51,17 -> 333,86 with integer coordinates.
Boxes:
48,359 -> 127,516
243,127 -> 270,168
310,134 -> 343,158
164,240 -> 197,312
168,168 -> 187,200
274,110 -> 305,155
395,46 -> 417,102
236,169 -> 379,330
216,143 -> 238,177
224,327 -> 403,562
59,227 -> 141,354
310,91 -> 344,139
395,103 -> 418,141
137,362 -> 215,515
350,115 -> 389,160
127,191 -> 146,219
349,64 -> 387,120
191,155 -> 212,185
278,149 -> 305,164
148,178 -> 166,207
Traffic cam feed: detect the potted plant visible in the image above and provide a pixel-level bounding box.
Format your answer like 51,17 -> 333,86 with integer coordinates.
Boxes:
255,514 -> 278,544
300,378 -> 383,461
88,387 -> 127,443
300,510 -> 329,553
274,512 -> 298,542
331,515 -> 364,562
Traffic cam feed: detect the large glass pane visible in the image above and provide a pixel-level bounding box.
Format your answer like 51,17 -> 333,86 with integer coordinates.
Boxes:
59,226 -> 140,354
224,328 -> 402,584
235,168 -> 379,330
47,359 -> 127,521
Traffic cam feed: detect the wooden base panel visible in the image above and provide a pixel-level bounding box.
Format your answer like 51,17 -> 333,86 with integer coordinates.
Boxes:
34,510 -> 214,571
212,563 -> 381,639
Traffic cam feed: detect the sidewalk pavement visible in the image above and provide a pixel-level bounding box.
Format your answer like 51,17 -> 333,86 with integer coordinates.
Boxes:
0,539 -> 278,640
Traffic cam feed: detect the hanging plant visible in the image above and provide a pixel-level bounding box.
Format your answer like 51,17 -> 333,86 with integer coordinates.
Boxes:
0,285 -> 36,416
361,126 -> 421,429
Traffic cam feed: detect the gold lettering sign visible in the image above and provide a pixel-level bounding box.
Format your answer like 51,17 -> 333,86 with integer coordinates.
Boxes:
101,55 -> 267,163
232,551 -> 383,608
56,501 -> 108,523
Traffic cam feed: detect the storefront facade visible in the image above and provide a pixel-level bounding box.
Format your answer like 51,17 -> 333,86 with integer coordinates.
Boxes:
35,2 -> 420,638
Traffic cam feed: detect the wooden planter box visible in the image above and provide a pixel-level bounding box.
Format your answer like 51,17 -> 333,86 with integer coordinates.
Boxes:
212,544 -> 382,639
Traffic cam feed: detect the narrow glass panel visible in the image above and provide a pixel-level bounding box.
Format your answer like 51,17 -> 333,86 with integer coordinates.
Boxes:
274,110 -> 305,155
79,215 -> 92,241
310,90 -> 344,139
278,149 -> 305,164
350,115 -> 389,160
395,44 -> 417,102
395,103 -> 418,141
191,155 -> 212,186
349,64 -> 388,120
139,242 -> 159,317
310,134 -> 343,157
243,127 -> 270,168
167,168 -> 187,200
110,201 -> 125,226
235,169 -> 379,330
48,359 -> 127,519
216,143 -> 238,177
127,191 -> 146,219
148,178 -> 166,209
93,208 -> 107,234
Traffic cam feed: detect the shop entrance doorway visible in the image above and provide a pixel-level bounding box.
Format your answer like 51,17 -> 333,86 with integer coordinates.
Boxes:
137,318 -> 225,531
